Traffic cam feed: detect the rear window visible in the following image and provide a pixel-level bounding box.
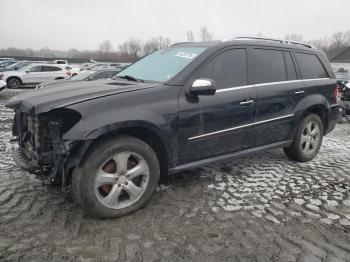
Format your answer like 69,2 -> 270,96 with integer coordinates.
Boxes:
47,66 -> 62,72
252,49 -> 287,84
295,52 -> 328,79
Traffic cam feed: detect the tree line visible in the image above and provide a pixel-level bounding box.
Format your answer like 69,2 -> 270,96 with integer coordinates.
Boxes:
0,27 -> 349,62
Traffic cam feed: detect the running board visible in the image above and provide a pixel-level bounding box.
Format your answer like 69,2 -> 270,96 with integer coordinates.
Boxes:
168,140 -> 292,175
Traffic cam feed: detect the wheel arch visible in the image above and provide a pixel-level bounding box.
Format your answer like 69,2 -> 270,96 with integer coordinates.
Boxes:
66,121 -> 173,181
294,94 -> 331,135
295,104 -> 329,136
6,76 -> 22,85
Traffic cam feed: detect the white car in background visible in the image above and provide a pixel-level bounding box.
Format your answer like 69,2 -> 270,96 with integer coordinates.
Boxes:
51,59 -> 68,65
0,63 -> 71,89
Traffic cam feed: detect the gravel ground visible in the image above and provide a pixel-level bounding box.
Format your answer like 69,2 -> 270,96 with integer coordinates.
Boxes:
0,89 -> 350,262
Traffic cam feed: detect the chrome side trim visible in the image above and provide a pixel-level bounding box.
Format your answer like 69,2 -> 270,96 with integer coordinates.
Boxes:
216,78 -> 331,93
188,114 -> 294,141
216,85 -> 254,92
330,104 -> 340,108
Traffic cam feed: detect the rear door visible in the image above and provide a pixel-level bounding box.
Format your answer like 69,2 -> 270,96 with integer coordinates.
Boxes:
178,48 -> 257,164
42,66 -> 65,81
252,47 -> 303,146
294,51 -> 333,102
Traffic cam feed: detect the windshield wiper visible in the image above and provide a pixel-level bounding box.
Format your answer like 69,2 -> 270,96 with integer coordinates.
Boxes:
117,75 -> 144,83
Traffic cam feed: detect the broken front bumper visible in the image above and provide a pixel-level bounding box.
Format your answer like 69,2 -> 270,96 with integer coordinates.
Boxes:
13,147 -> 37,174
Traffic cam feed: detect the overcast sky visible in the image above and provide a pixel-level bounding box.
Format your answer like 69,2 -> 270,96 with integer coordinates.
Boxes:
1,0 -> 349,50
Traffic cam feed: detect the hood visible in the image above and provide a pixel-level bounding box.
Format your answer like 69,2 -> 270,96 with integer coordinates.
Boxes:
37,79 -> 71,88
1,70 -> 22,77
6,79 -> 160,114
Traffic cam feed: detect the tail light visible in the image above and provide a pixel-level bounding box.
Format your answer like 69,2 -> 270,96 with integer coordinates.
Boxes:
66,71 -> 72,77
334,83 -> 341,102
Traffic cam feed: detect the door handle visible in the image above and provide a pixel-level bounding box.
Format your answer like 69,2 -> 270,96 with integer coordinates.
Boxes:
294,89 -> 305,95
240,99 -> 255,106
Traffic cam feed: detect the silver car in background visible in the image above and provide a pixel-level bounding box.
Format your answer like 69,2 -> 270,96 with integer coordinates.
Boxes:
36,68 -> 121,89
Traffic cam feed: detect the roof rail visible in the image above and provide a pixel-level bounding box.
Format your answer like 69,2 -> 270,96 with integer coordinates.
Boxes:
223,36 -> 315,49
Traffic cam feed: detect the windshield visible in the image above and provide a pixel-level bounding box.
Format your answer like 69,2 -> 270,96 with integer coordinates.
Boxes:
116,46 -> 206,82
70,70 -> 94,80
18,64 -> 37,72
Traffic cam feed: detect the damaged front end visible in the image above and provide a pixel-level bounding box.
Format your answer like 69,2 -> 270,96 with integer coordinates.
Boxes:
12,108 -> 82,188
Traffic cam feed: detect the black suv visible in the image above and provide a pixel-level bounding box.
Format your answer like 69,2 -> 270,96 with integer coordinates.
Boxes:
6,37 -> 339,218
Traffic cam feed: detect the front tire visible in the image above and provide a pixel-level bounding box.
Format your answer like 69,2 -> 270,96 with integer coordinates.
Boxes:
72,135 -> 160,218
283,113 -> 323,162
7,77 -> 21,89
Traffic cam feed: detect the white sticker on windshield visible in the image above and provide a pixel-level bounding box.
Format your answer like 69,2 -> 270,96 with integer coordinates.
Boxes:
175,51 -> 197,59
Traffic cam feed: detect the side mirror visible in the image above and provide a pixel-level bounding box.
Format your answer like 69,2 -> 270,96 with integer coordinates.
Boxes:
188,79 -> 216,96
25,70 -> 30,73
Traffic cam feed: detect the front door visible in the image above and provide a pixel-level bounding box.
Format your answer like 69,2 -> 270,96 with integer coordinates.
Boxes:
21,65 -> 43,84
178,48 -> 257,165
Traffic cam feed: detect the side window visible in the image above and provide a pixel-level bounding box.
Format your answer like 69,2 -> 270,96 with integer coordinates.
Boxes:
252,49 -> 287,84
284,52 -> 298,80
199,49 -> 247,89
42,66 -> 62,72
29,66 -> 42,72
295,52 -> 328,79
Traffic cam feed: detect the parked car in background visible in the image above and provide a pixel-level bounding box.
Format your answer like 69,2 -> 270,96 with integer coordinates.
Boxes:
82,62 -> 130,71
0,58 -> 14,62
65,64 -> 81,77
80,62 -> 95,71
6,37 -> 339,218
0,59 -> 17,69
36,68 -> 121,89
0,80 -> 6,92
0,63 -> 71,88
0,61 -> 33,72
52,60 -> 68,65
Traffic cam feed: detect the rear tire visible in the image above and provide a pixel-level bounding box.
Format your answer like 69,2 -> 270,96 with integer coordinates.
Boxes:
283,113 -> 323,162
71,135 -> 160,218
6,77 -> 21,89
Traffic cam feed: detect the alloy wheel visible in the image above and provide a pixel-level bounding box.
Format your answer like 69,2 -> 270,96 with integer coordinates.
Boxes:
7,78 -> 20,89
94,151 -> 150,209
300,120 -> 321,156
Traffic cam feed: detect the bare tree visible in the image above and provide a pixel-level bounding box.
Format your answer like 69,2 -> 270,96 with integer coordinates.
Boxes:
157,36 -> 171,49
143,36 -> 171,55
308,37 -> 331,52
99,40 -> 114,58
186,30 -> 194,41
199,26 -> 213,42
67,48 -> 80,58
118,38 -> 142,61
330,32 -> 348,50
143,38 -> 159,55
